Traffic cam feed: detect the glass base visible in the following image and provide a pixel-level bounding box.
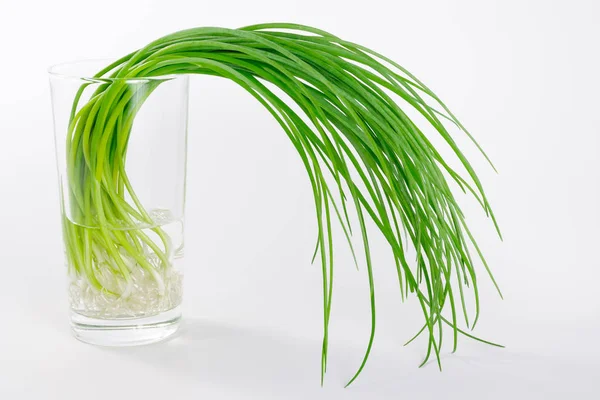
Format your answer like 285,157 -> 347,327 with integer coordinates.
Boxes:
70,306 -> 181,346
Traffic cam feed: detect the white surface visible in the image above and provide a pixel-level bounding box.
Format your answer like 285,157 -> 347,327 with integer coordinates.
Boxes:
1,0 -> 599,398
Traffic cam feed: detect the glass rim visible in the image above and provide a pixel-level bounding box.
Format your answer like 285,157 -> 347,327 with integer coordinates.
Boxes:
48,58 -> 182,82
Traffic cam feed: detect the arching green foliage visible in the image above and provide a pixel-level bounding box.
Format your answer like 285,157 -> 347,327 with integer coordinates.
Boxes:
64,23 -> 502,386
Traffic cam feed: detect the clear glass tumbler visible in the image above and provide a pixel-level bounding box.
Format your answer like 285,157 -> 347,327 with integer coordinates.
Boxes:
49,60 -> 189,346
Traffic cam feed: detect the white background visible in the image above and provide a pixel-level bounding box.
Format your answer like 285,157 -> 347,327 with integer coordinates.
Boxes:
1,0 -> 599,398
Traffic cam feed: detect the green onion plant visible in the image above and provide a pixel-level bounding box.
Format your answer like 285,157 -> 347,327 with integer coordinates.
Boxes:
63,23 -> 502,386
